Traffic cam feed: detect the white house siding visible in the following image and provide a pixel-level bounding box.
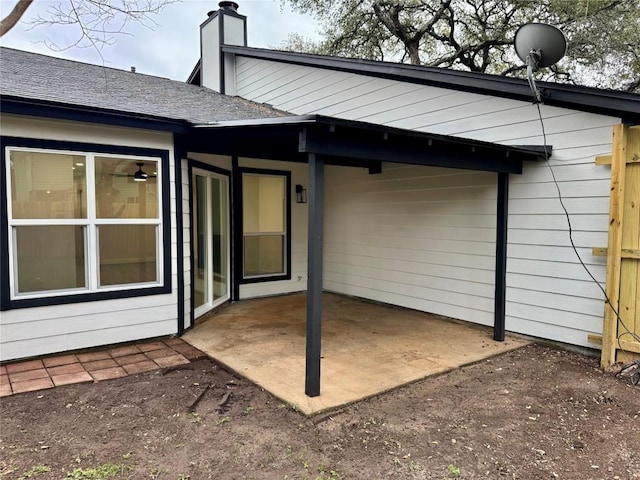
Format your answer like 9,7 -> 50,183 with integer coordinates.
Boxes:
181,158 -> 192,328
0,115 -> 178,361
235,57 -> 620,348
324,163 -> 498,326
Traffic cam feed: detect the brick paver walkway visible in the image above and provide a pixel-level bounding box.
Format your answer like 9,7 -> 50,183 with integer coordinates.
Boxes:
0,338 -> 205,397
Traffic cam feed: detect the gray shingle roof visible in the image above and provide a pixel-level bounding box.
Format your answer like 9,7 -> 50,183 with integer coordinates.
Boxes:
0,47 -> 284,124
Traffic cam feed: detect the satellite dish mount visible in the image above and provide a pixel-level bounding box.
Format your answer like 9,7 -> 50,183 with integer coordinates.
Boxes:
514,23 -> 567,103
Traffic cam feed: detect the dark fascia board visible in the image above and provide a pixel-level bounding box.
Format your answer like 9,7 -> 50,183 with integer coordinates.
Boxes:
301,128 -> 525,174
194,113 -> 548,162
192,114 -> 547,174
1,95 -> 192,134
186,59 -> 202,85
221,45 -> 640,122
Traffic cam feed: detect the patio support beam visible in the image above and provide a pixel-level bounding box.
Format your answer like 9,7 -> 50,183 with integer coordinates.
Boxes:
305,152 -> 324,397
300,128 -> 524,174
494,172 -> 509,342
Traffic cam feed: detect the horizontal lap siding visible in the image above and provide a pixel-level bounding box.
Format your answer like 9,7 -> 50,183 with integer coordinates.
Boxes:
325,164 -> 497,326
0,116 -> 178,361
236,57 -> 620,348
181,158 -> 191,328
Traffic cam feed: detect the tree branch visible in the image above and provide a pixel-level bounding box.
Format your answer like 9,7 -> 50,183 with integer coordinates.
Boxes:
0,0 -> 34,37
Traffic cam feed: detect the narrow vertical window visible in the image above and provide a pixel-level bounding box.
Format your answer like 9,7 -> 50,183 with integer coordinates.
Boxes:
242,172 -> 288,279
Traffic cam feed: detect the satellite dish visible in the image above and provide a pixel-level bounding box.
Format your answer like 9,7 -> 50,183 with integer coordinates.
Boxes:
515,23 -> 567,69
514,23 -> 567,103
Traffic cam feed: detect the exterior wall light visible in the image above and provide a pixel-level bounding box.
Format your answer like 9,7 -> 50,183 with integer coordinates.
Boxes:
295,184 -> 307,204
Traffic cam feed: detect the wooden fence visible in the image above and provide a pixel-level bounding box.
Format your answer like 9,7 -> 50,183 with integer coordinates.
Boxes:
591,124 -> 640,367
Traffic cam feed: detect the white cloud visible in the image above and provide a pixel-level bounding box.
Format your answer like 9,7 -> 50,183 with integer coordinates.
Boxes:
0,0 -> 320,80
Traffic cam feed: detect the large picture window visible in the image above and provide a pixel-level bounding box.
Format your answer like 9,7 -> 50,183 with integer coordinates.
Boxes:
242,171 -> 289,279
5,146 -> 164,300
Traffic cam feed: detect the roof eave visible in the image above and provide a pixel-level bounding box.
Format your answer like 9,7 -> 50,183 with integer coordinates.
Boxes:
1,95 -> 192,134
192,113 -> 548,167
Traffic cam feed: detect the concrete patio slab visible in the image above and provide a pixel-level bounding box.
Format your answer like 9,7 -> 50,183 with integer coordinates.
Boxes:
182,293 -> 529,415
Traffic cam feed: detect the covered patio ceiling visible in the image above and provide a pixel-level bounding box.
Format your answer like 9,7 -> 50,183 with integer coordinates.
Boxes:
178,114 -> 549,398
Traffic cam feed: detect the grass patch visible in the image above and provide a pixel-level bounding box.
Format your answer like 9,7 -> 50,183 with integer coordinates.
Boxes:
216,416 -> 230,425
316,464 -> 340,479
19,465 -> 49,479
243,406 -> 255,415
279,402 -> 300,412
447,464 -> 461,477
64,463 -> 128,479
188,412 -> 202,424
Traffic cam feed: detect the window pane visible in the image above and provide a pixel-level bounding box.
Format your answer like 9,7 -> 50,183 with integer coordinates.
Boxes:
99,225 -> 157,286
95,157 -> 158,219
15,226 -> 85,293
212,176 -> 228,300
10,151 -> 86,219
244,235 -> 284,277
193,175 -> 208,308
243,174 -> 284,233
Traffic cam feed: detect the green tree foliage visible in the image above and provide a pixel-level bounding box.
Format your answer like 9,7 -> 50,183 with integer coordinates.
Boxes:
282,0 -> 640,92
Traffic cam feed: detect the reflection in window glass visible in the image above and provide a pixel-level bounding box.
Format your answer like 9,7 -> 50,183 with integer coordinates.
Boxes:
7,146 -> 164,299
98,225 -> 157,286
242,173 -> 286,278
15,226 -> 85,293
95,157 -> 158,219
193,175 -> 208,308
212,176 -> 228,299
242,175 -> 284,233
244,235 -> 284,277
10,151 -> 86,219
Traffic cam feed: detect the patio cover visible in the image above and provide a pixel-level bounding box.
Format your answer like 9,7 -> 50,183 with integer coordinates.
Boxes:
181,114 -> 549,397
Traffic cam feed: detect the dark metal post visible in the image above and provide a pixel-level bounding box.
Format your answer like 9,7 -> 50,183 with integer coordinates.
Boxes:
305,153 -> 324,397
494,172 -> 509,341
231,157 -> 242,301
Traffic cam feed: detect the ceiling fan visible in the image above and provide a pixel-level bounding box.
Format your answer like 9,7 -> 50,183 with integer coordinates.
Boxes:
110,162 -> 157,182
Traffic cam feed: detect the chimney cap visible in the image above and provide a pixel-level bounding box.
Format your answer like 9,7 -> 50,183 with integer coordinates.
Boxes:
219,1 -> 239,11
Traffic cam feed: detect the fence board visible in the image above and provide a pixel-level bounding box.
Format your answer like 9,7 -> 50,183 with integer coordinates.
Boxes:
598,125 -> 640,366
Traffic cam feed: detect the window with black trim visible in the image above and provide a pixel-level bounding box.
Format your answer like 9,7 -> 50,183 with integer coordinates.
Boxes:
6,146 -> 164,300
242,171 -> 289,279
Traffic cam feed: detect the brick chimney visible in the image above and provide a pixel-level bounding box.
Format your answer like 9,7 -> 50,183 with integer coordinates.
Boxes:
200,1 -> 247,94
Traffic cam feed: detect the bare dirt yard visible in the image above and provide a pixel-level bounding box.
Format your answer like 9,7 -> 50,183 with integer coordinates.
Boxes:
1,344 -> 639,480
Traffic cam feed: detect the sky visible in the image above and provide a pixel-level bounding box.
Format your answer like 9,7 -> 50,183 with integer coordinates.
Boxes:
0,0 -> 321,81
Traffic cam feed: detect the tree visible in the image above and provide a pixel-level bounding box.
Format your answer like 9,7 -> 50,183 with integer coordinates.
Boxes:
0,0 -> 176,50
281,0 -> 640,92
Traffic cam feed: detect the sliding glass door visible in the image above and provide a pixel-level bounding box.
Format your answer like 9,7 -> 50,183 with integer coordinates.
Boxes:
192,169 -> 229,317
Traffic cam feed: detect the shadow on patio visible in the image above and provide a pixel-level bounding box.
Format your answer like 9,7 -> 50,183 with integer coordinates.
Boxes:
182,293 -> 529,415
